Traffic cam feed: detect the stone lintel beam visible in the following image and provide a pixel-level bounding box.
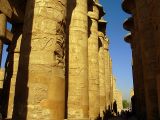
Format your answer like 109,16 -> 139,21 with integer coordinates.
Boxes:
123,17 -> 134,31
124,32 -> 132,43
0,29 -> 13,44
122,0 -> 135,14
0,0 -> 24,23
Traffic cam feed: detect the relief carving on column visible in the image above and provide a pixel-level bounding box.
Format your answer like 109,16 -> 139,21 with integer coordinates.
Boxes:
55,20 -> 66,68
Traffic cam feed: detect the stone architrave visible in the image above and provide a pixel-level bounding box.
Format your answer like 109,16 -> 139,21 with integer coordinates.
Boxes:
13,0 -> 67,119
88,1 -> 100,119
98,31 -> 106,117
67,0 -> 89,119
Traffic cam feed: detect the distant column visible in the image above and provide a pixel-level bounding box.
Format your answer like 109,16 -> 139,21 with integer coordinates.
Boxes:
6,24 -> 22,119
104,37 -> 111,108
98,28 -> 106,117
67,0 -> 89,119
0,13 -> 6,116
88,1 -> 100,119
0,13 -> 6,66
0,40 -> 3,67
13,0 -> 67,119
109,57 -> 113,107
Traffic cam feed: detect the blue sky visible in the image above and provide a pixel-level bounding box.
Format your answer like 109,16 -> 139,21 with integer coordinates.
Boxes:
1,0 -> 133,100
100,0 -> 133,100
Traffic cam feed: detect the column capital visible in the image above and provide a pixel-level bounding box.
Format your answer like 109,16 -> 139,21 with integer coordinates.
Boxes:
123,17 -> 134,31
122,0 -> 135,14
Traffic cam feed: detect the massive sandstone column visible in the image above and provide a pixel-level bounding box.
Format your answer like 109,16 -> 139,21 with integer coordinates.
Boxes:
88,1 -> 100,119
13,0 -> 67,119
67,0 -> 89,119
98,27 -> 106,117
151,1 -> 160,118
122,0 -> 147,119
103,37 -> 111,107
134,1 -> 159,119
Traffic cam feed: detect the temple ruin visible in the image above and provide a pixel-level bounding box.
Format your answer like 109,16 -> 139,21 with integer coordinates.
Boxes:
0,0 -> 123,120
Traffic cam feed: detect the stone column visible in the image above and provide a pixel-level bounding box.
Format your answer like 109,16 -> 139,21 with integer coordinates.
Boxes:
135,0 -> 159,119
0,13 -> 6,116
88,1 -> 100,119
6,24 -> 22,119
151,1 -> 160,118
0,69 -> 4,89
103,38 -> 111,108
109,57 -> 113,107
13,0 -> 67,119
122,0 -> 147,119
0,13 -> 6,66
113,89 -> 123,113
98,31 -> 106,117
128,24 -> 144,119
67,0 -> 89,119
133,20 -> 147,119
0,41 -> 3,67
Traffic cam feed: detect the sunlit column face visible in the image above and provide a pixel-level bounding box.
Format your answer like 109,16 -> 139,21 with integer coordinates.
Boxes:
12,0 -> 67,119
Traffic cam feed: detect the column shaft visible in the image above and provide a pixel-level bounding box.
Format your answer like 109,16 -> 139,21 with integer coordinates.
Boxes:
135,1 -> 159,119
13,0 -> 67,119
6,24 -> 22,119
109,57 -> 113,107
88,3 -> 100,119
104,39 -> 110,107
67,0 -> 89,119
98,33 -> 106,117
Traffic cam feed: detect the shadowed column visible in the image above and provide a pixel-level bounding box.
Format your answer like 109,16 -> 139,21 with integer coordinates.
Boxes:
134,0 -> 159,119
6,24 -> 22,119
